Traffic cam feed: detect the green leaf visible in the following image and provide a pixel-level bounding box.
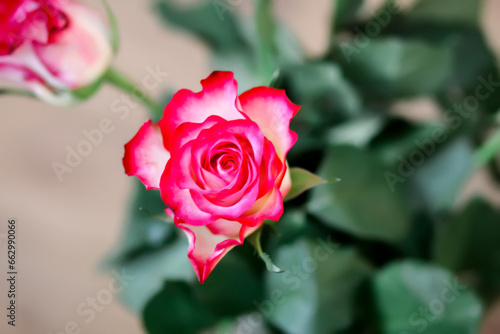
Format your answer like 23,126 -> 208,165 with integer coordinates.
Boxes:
474,128 -> 500,167
104,181 -> 194,313
449,29 -> 495,89
117,238 -> 194,312
308,145 -> 411,242
265,238 -> 372,334
464,64 -> 500,115
285,167 -> 327,201
370,121 -> 475,213
433,199 -> 500,270
154,0 -> 248,52
333,0 -> 365,32
433,199 -> 500,301
399,213 -> 435,260
408,0 -> 483,27
412,138 -> 474,213
285,63 -> 362,119
212,316 -> 271,334
325,113 -> 386,147
140,248 -> 264,330
372,121 -> 450,166
373,261 -> 483,334
336,38 -> 454,98
374,24 -> 495,90
105,180 -> 175,264
142,281 -> 214,334
248,227 -> 284,273
277,63 -> 362,146
194,248 -> 265,318
272,209 -> 310,245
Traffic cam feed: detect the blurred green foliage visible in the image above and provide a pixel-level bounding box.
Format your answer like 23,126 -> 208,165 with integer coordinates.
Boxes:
109,0 -> 500,333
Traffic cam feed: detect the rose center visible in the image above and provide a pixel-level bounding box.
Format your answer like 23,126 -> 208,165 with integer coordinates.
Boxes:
220,158 -> 236,171
210,152 -> 238,174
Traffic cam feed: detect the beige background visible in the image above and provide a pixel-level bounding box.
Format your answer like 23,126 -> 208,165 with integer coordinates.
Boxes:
0,0 -> 499,333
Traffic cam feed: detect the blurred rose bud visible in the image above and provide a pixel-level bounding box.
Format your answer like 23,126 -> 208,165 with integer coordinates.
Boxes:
0,0 -> 115,105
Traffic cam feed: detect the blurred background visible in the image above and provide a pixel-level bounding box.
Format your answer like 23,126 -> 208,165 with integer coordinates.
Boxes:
1,0 -> 500,333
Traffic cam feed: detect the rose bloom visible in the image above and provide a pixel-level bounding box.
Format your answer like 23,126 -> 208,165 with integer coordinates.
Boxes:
124,71 -> 299,283
0,0 -> 113,104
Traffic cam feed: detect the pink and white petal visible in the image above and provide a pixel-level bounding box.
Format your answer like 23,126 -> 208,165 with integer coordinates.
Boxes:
163,140 -> 256,223
175,218 -> 261,283
159,71 -> 245,148
33,1 -> 113,89
168,115 -> 224,155
241,187 -> 284,226
160,146 -> 215,226
279,163 -> 292,197
165,208 -> 175,219
199,167 -> 231,190
239,87 -> 299,162
123,120 -> 170,190
206,219 -> 244,236
193,119 -> 265,166
257,138 -> 284,197
171,142 -> 205,192
0,62 -> 74,105
203,159 -> 257,201
1,39 -> 70,88
164,187 -> 215,225
190,178 -> 259,219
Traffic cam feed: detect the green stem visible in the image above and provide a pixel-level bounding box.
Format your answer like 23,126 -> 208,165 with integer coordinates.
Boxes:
474,128 -> 500,167
104,67 -> 163,119
254,0 -> 277,83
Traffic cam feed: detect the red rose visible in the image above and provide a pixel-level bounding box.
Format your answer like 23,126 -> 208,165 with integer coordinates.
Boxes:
0,0 -> 113,104
124,71 -> 299,283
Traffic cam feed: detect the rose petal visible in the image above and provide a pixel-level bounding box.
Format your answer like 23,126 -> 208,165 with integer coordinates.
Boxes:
0,62 -> 74,105
168,115 -> 224,155
175,218 -> 261,283
33,2 -> 113,88
258,138 -> 284,197
239,87 -> 299,163
279,163 -> 292,197
160,142 -> 215,225
241,186 -> 284,226
163,136 -> 260,222
159,71 -> 245,148
190,178 -> 259,219
123,120 -> 170,190
166,118 -> 270,220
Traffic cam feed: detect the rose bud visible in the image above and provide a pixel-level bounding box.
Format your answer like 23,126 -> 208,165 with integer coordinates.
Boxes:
0,0 -> 115,105
123,71 -> 299,283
